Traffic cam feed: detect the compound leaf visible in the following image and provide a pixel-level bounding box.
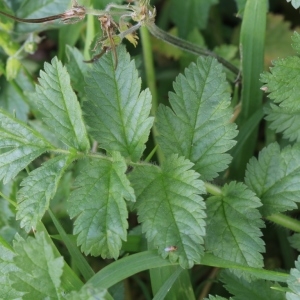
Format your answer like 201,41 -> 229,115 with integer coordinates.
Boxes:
10,232 -> 64,300
0,109 -> 51,184
68,152 -> 135,258
130,154 -> 206,269
0,243 -> 24,299
84,46 -> 154,162
245,142 -> 300,216
17,155 -> 74,232
170,0 -> 218,37
261,33 -> 300,142
157,56 -> 237,181
33,57 -> 90,152
205,182 -> 265,272
286,256 -> 300,300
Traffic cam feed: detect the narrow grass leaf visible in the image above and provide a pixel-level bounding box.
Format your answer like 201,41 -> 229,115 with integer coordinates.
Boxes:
157,56 -> 237,181
68,152 -> 135,258
0,109 -> 51,183
84,46 -> 154,162
245,142 -> 300,216
205,182 -> 265,275
49,209 -> 95,281
10,232 -> 64,300
33,57 -> 90,152
130,154 -> 206,268
16,155 -> 74,232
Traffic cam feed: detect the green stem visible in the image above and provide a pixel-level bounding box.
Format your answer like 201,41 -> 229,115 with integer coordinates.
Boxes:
140,26 -> 164,163
205,182 -> 222,196
146,23 -> 239,76
267,213 -> 300,232
84,12 -> 95,59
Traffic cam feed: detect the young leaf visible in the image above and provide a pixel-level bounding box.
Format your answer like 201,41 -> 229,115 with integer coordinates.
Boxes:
129,154 -> 206,269
220,270 -> 285,300
245,142 -> 300,216
156,56 -> 237,181
10,232 -> 64,300
169,0 -> 218,37
261,34 -> 300,142
65,285 -> 112,300
0,109 -> 52,183
84,46 -> 154,162
0,243 -> 24,299
205,182 -> 265,272
17,155 -> 74,232
33,57 -> 90,152
286,256 -> 300,300
68,152 -> 135,258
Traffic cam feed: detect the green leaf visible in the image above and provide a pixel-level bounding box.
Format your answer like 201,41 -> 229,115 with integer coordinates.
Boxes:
169,0 -> 218,37
66,46 -> 90,98
220,270 -> 285,300
0,243 -> 24,299
68,152 -> 135,258
16,0 -> 70,33
286,256 -> 300,300
205,182 -> 265,272
245,142 -> 300,216
33,57 -> 90,152
130,154 -> 206,268
0,109 -> 51,183
288,234 -> 300,251
261,40 -> 300,142
156,56 -> 237,181
204,296 -> 228,300
16,155 -> 73,232
10,232 -> 64,299
84,46 -> 154,162
65,285 -> 113,300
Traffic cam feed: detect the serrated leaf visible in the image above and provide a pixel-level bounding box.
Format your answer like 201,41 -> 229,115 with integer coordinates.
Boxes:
288,234 -> 300,251
33,57 -> 90,152
65,285 -> 112,300
10,232 -> 64,300
205,182 -> 265,272
170,0 -> 218,37
245,142 -> 300,216
0,244 -> 24,299
221,270 -> 285,300
16,0 -> 70,33
261,44 -> 300,142
156,56 -> 237,181
286,256 -> 300,300
84,46 -> 154,162
0,109 -> 51,183
68,152 -> 135,258
66,46 -> 90,98
17,155 -> 74,232
129,154 -> 206,269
